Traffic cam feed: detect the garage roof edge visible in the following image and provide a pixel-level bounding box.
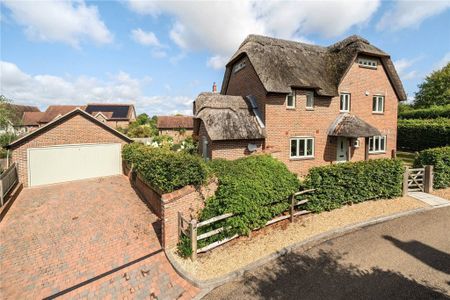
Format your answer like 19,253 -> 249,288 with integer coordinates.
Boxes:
5,108 -> 132,150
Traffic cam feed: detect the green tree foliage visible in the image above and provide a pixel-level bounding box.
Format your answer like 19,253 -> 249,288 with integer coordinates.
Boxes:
414,63 -> 450,108
122,142 -> 209,193
414,146 -> 450,189
122,114 -> 158,138
397,118 -> 450,151
0,95 -> 15,130
304,159 -> 404,213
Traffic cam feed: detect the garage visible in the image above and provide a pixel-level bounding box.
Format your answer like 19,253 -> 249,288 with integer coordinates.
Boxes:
6,108 -> 132,187
28,143 -> 122,187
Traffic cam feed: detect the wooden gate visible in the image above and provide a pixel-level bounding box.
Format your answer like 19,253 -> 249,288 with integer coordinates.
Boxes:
406,168 -> 425,192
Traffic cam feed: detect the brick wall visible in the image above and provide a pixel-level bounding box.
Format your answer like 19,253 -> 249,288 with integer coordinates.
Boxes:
11,114 -> 128,187
217,54 -> 399,176
211,139 -> 264,160
159,129 -> 194,143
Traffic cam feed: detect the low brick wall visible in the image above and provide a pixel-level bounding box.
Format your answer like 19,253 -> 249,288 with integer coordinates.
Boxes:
123,161 -> 218,249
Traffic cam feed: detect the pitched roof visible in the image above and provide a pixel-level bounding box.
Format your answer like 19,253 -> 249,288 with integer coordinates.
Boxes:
157,116 -> 194,129
194,93 -> 265,141
40,105 -> 82,123
6,108 -> 132,149
22,111 -> 45,126
221,34 -> 406,101
327,114 -> 381,138
6,104 -> 40,124
85,104 -> 135,120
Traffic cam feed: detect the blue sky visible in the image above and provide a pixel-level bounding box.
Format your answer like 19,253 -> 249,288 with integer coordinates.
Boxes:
1,0 -> 449,116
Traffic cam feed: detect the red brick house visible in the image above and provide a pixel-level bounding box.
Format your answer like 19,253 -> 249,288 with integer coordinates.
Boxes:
157,115 -> 194,143
84,104 -> 136,129
194,35 -> 406,175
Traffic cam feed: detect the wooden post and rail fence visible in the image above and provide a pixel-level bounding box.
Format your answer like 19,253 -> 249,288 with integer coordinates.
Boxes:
179,189 -> 315,261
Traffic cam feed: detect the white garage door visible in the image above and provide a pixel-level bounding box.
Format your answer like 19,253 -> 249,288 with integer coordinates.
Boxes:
28,143 -> 122,187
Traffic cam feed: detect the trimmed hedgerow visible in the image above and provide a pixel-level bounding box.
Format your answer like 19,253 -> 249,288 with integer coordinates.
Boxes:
397,118 -> 450,151
304,159 -> 404,213
398,104 -> 450,119
122,143 -> 209,193
414,146 -> 450,189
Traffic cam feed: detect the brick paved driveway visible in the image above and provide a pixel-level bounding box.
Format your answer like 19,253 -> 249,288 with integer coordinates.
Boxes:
0,176 -> 198,299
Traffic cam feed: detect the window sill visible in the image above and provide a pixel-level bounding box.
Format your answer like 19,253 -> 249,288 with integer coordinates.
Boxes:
372,112 -> 384,115
286,107 -> 296,110
339,111 -> 350,113
369,151 -> 386,155
290,157 -> 315,161
358,65 -> 377,70
306,108 -> 314,111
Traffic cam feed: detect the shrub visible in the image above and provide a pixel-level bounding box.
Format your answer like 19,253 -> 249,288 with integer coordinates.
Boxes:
199,155 -> 300,236
304,159 -> 404,213
122,143 -> 209,193
397,118 -> 450,151
398,104 -> 450,119
414,146 -> 450,189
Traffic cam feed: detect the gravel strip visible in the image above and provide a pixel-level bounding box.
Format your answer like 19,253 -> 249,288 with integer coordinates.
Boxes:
431,188 -> 450,200
170,196 -> 427,280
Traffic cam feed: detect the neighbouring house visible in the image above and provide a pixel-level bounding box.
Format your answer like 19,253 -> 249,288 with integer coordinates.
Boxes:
1,104 -> 41,134
157,115 -> 194,142
21,111 -> 45,132
194,34 -> 406,176
37,105 -> 83,126
84,104 -> 136,129
5,108 -> 131,187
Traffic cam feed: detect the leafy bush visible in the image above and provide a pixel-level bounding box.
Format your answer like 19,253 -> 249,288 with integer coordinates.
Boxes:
414,146 -> 450,189
304,159 -> 404,213
0,133 -> 17,159
398,104 -> 450,119
199,155 -> 300,236
122,143 -> 209,193
397,118 -> 450,151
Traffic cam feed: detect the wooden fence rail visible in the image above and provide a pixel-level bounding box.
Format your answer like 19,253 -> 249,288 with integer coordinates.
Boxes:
0,163 -> 18,207
180,189 -> 315,260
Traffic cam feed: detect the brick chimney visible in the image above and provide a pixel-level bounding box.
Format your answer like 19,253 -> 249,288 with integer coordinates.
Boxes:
212,82 -> 217,93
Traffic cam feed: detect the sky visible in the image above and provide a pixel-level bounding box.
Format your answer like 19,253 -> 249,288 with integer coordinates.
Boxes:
1,0 -> 450,116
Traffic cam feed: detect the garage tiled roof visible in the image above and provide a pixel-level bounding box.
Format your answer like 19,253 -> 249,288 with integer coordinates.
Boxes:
39,105 -> 83,123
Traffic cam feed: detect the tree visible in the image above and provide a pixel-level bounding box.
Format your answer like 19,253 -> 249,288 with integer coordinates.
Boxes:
0,95 -> 15,130
414,62 -> 450,108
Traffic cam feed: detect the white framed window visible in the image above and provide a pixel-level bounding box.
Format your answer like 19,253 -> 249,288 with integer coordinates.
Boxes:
369,135 -> 387,153
306,92 -> 314,109
340,93 -> 351,112
372,95 -> 384,113
232,59 -> 246,73
358,58 -> 377,69
290,137 -> 314,159
286,90 -> 296,109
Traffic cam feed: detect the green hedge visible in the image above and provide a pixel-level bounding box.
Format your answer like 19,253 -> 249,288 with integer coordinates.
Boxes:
397,118 -> 450,151
122,143 -> 209,193
414,147 -> 450,189
398,105 -> 450,119
200,155 -> 300,235
304,159 -> 404,213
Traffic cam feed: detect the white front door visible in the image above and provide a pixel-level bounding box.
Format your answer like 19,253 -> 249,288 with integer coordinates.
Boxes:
336,137 -> 349,162
28,143 -> 122,187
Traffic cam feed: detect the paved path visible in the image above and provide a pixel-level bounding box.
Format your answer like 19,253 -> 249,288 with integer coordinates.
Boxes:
0,176 -> 198,299
409,192 -> 449,207
204,206 -> 450,300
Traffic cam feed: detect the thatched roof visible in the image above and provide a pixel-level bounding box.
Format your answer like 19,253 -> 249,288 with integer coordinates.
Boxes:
194,93 -> 265,141
328,114 -> 381,138
221,34 -> 406,101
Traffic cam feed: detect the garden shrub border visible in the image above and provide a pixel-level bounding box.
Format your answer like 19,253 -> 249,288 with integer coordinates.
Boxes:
397,118 -> 450,151
414,146 -> 450,189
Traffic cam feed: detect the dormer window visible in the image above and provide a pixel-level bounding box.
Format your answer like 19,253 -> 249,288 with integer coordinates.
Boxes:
286,90 -> 296,109
233,59 -> 246,73
358,58 -> 377,69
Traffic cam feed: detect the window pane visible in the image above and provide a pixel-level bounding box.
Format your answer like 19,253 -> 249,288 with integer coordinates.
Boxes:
380,136 -> 385,151
307,139 -> 313,156
299,139 -> 305,156
374,136 -> 379,151
378,97 -> 383,112
287,95 -> 293,107
369,137 -> 374,151
346,95 -> 350,111
372,97 -> 377,111
291,139 -> 297,157
307,93 -> 313,108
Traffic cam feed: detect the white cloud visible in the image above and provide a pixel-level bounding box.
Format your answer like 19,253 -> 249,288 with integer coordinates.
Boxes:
131,28 -> 161,47
394,58 -> 421,80
2,0 -> 113,47
127,0 -> 381,69
0,61 -> 193,116
377,0 -> 450,31
435,52 -> 450,70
